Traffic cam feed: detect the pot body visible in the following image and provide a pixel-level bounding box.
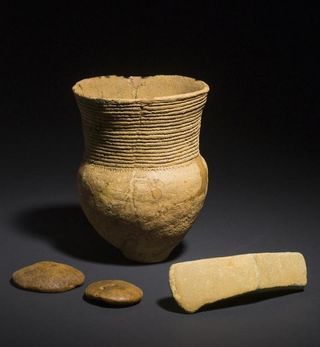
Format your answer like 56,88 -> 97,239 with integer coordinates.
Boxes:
74,75 -> 209,263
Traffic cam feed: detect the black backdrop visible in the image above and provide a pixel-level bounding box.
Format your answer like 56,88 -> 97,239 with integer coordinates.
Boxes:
1,2 -> 319,346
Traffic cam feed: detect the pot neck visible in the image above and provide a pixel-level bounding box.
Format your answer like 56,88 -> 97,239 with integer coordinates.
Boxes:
75,93 -> 208,169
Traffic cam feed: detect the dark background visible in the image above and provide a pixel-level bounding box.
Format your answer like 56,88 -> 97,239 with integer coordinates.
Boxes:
1,1 -> 319,346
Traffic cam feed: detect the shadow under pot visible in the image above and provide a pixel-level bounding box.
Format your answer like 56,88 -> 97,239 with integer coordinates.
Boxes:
73,75 -> 210,263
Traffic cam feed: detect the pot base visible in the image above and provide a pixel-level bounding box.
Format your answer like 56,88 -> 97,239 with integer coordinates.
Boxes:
120,244 -> 178,264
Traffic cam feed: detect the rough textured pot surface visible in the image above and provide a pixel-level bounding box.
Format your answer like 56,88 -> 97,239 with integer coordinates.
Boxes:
73,75 -> 210,263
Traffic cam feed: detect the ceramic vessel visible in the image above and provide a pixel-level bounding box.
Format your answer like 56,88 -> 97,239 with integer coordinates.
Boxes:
73,75 -> 210,263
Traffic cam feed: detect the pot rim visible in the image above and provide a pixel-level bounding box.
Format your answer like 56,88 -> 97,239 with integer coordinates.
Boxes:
72,75 -> 210,103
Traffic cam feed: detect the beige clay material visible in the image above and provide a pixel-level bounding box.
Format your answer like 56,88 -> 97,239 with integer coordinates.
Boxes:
73,75 -> 210,263
169,252 -> 307,313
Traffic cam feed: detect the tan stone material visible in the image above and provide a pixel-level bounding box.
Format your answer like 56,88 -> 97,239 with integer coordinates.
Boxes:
84,280 -> 143,306
12,261 -> 85,292
73,75 -> 210,263
169,252 -> 307,313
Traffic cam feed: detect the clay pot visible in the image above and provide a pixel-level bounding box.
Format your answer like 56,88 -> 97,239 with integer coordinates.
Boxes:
73,75 -> 210,263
